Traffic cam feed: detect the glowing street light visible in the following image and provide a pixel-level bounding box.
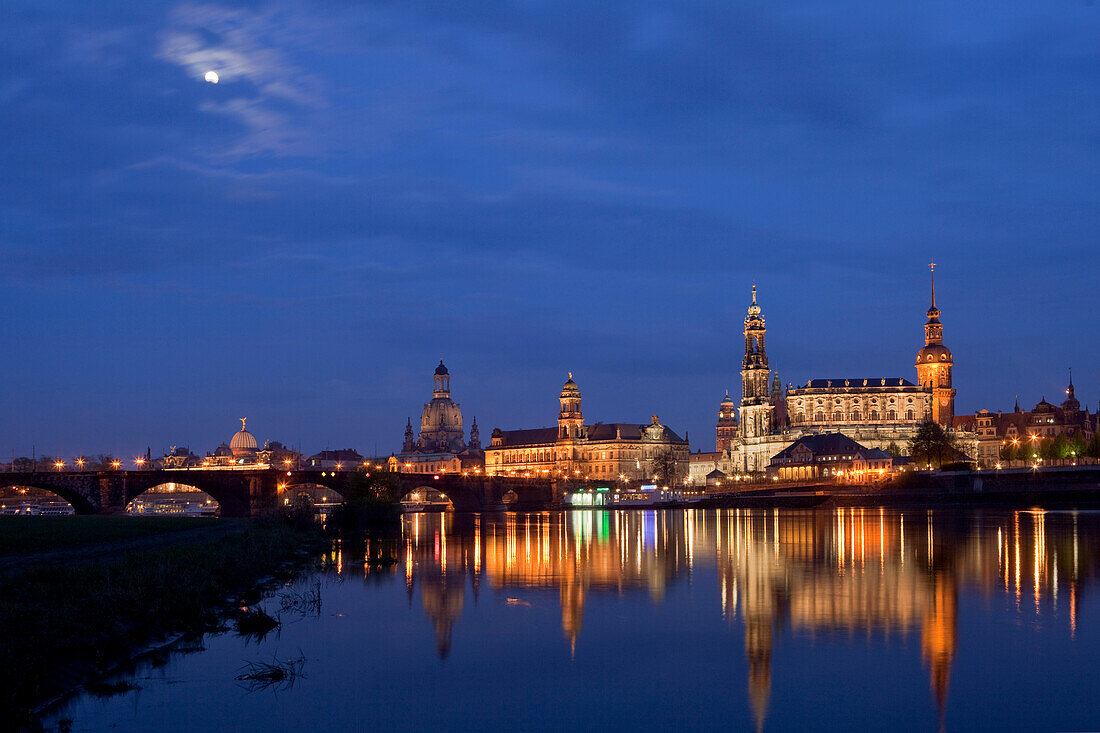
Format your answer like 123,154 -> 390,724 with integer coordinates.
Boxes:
135,458 -> 145,468
54,461 -> 64,471
76,458 -> 84,469
111,460 -> 121,469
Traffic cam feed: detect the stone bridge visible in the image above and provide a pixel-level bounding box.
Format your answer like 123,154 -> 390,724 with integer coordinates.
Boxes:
0,469 -> 561,517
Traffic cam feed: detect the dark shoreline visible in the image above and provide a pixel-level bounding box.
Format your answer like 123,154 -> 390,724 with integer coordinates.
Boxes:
0,517 -> 322,728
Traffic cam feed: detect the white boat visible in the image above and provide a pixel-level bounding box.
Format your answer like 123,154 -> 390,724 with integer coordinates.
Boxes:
128,498 -> 212,517
610,485 -> 683,507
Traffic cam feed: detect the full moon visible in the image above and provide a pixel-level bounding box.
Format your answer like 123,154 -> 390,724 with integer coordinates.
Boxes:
204,70 -> 219,84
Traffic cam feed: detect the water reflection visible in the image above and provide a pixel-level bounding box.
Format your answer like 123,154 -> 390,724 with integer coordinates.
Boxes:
358,508 -> 1097,729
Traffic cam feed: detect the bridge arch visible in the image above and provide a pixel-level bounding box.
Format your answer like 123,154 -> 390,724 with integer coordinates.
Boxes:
0,484 -> 82,515
283,482 -> 346,512
0,479 -> 92,512
121,473 -> 258,518
126,482 -> 219,517
399,486 -> 453,512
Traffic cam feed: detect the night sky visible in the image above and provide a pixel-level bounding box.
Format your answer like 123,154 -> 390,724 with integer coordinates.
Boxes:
2,1 -> 1098,459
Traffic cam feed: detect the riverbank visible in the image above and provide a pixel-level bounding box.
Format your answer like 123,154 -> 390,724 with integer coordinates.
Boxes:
0,516 -> 322,727
696,466 -> 1100,510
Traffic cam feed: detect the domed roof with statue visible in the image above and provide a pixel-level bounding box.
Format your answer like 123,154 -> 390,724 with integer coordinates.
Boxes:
230,418 -> 259,456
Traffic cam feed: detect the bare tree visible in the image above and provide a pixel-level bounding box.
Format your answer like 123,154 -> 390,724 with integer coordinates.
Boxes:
650,448 -> 685,486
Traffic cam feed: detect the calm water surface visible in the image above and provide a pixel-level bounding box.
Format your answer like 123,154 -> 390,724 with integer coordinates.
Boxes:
45,509 -> 1100,731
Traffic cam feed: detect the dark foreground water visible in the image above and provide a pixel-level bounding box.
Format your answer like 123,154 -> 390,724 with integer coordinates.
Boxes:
44,509 -> 1100,731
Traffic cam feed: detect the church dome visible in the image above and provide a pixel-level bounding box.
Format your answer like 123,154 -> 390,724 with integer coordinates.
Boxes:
230,419 -> 258,456
916,343 -> 952,364
561,373 -> 580,397
419,396 -> 465,453
435,360 -> 449,376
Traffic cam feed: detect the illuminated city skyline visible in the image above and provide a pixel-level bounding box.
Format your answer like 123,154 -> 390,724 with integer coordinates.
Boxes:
2,3 -> 1098,458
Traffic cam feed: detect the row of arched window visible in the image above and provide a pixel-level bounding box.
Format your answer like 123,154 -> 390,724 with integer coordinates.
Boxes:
800,409 -> 915,423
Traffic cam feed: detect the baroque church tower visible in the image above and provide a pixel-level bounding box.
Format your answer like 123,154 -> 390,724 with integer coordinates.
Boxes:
915,263 -> 956,425
740,285 -> 773,441
558,373 -> 585,440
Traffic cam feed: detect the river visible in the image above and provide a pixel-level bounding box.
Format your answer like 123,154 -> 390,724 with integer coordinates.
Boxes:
43,508 -> 1100,731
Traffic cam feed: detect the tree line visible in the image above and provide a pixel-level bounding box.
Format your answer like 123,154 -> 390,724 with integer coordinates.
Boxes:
999,433 -> 1100,462
3,455 -> 122,471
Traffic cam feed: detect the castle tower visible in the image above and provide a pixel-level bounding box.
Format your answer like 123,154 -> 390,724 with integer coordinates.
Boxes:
915,263 -> 956,425
716,390 -> 738,452
402,418 -> 415,453
740,285 -> 773,441
1062,369 -> 1081,418
558,373 -> 585,440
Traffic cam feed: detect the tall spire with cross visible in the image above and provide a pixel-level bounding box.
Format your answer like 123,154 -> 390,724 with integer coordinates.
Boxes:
916,263 -> 955,425
929,261 -> 936,308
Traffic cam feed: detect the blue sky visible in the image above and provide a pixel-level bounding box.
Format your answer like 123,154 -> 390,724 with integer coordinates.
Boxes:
2,1 -> 1098,458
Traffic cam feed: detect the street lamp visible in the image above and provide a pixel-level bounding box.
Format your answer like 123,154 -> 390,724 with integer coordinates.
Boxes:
111,460 -> 121,470
135,458 -> 145,468
54,461 -> 64,471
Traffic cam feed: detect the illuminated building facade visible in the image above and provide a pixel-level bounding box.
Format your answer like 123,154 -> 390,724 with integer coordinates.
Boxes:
718,268 -> 974,476
201,418 -> 259,466
766,432 -> 894,482
688,450 -> 724,486
395,360 -> 484,474
960,376 -> 1096,467
177,419 -> 302,469
484,374 -> 689,482
161,446 -> 201,468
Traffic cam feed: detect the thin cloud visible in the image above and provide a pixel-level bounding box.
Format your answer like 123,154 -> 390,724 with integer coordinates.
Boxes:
157,2 -> 324,156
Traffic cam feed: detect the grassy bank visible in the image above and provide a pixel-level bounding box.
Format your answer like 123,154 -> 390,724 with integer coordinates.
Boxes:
0,516 -> 222,556
0,517 -> 319,723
